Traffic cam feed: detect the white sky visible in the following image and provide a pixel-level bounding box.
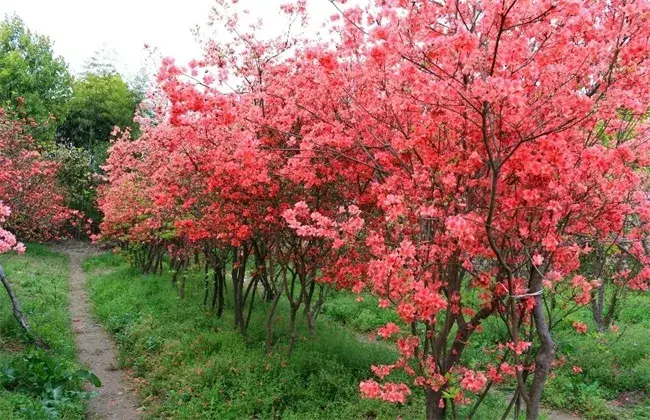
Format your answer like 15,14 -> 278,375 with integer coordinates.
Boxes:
0,0 -> 342,79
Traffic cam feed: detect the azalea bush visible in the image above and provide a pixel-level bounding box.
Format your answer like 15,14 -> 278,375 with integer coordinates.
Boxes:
0,202 -> 24,255
98,0 -> 650,418
0,109 -> 81,242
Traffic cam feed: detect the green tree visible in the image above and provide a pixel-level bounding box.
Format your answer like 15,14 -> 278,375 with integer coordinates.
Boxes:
0,15 -> 72,143
52,144 -> 101,229
54,70 -> 142,228
56,72 -> 139,157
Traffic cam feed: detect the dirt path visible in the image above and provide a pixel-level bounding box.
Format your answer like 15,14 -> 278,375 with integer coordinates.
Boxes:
55,241 -> 140,420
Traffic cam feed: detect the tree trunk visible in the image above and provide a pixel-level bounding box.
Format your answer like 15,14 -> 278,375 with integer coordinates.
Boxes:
179,272 -> 187,300
527,270 -> 556,420
265,291 -> 282,353
217,266 -> 225,317
232,245 -> 250,335
591,283 -> 606,332
232,262 -> 243,332
203,260 -> 210,307
288,307 -> 298,355
244,278 -> 259,332
0,265 -> 31,333
603,289 -> 618,328
590,246 -> 609,332
212,263 -> 225,318
425,389 -> 446,420
171,257 -> 180,286
305,311 -> 316,337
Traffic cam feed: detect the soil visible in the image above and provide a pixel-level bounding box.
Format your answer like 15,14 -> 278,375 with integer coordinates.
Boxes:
610,390 -> 646,407
505,392 -> 583,420
547,408 -> 584,420
54,241 -> 140,420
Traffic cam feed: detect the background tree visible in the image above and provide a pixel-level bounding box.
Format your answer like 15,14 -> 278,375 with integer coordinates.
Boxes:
82,45 -> 120,77
54,62 -> 143,228
51,144 -> 100,229
56,71 -> 140,163
0,15 -> 71,144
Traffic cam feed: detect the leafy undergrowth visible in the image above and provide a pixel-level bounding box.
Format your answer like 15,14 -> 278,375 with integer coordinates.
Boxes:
0,244 -> 88,419
85,251 -> 650,419
322,292 -> 401,334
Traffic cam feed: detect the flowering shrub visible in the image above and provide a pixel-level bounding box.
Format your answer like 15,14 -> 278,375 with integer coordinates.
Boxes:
0,110 -> 80,242
0,201 -> 24,254
98,0 -> 650,418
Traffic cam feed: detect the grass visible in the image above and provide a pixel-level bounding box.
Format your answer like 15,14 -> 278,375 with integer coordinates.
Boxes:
85,252 -> 428,419
0,244 -> 87,420
85,251 -> 650,419
0,245 -> 644,419
321,292 -> 401,333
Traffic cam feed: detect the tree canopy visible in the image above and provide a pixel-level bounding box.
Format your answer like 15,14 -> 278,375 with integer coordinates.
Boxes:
56,72 -> 140,153
0,15 -> 72,143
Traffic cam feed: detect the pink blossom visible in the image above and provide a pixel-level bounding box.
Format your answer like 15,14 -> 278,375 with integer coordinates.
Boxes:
460,370 -> 487,393
572,321 -> 588,334
377,322 -> 400,339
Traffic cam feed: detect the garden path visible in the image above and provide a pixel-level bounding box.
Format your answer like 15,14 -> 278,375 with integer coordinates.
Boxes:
56,241 -> 140,420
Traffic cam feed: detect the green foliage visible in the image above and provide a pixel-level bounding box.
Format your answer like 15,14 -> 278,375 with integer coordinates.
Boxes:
530,294 -> 650,419
0,350 -> 99,419
551,304 -> 650,395
319,274 -> 650,419
56,72 -> 140,151
0,15 -> 72,143
618,293 -> 650,325
52,145 -> 101,227
323,291 -> 401,332
84,251 -> 650,419
53,69 -> 142,227
0,245 -> 88,419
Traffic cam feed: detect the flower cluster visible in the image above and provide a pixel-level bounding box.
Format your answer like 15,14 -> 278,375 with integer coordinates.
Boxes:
0,202 -> 25,254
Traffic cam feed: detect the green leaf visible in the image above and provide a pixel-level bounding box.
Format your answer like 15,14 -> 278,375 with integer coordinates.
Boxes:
88,372 -> 102,388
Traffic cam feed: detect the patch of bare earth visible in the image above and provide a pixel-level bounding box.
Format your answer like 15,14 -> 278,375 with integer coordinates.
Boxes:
0,338 -> 26,353
506,391 -> 585,419
610,391 -> 646,408
546,408 -> 584,420
54,241 -> 140,420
